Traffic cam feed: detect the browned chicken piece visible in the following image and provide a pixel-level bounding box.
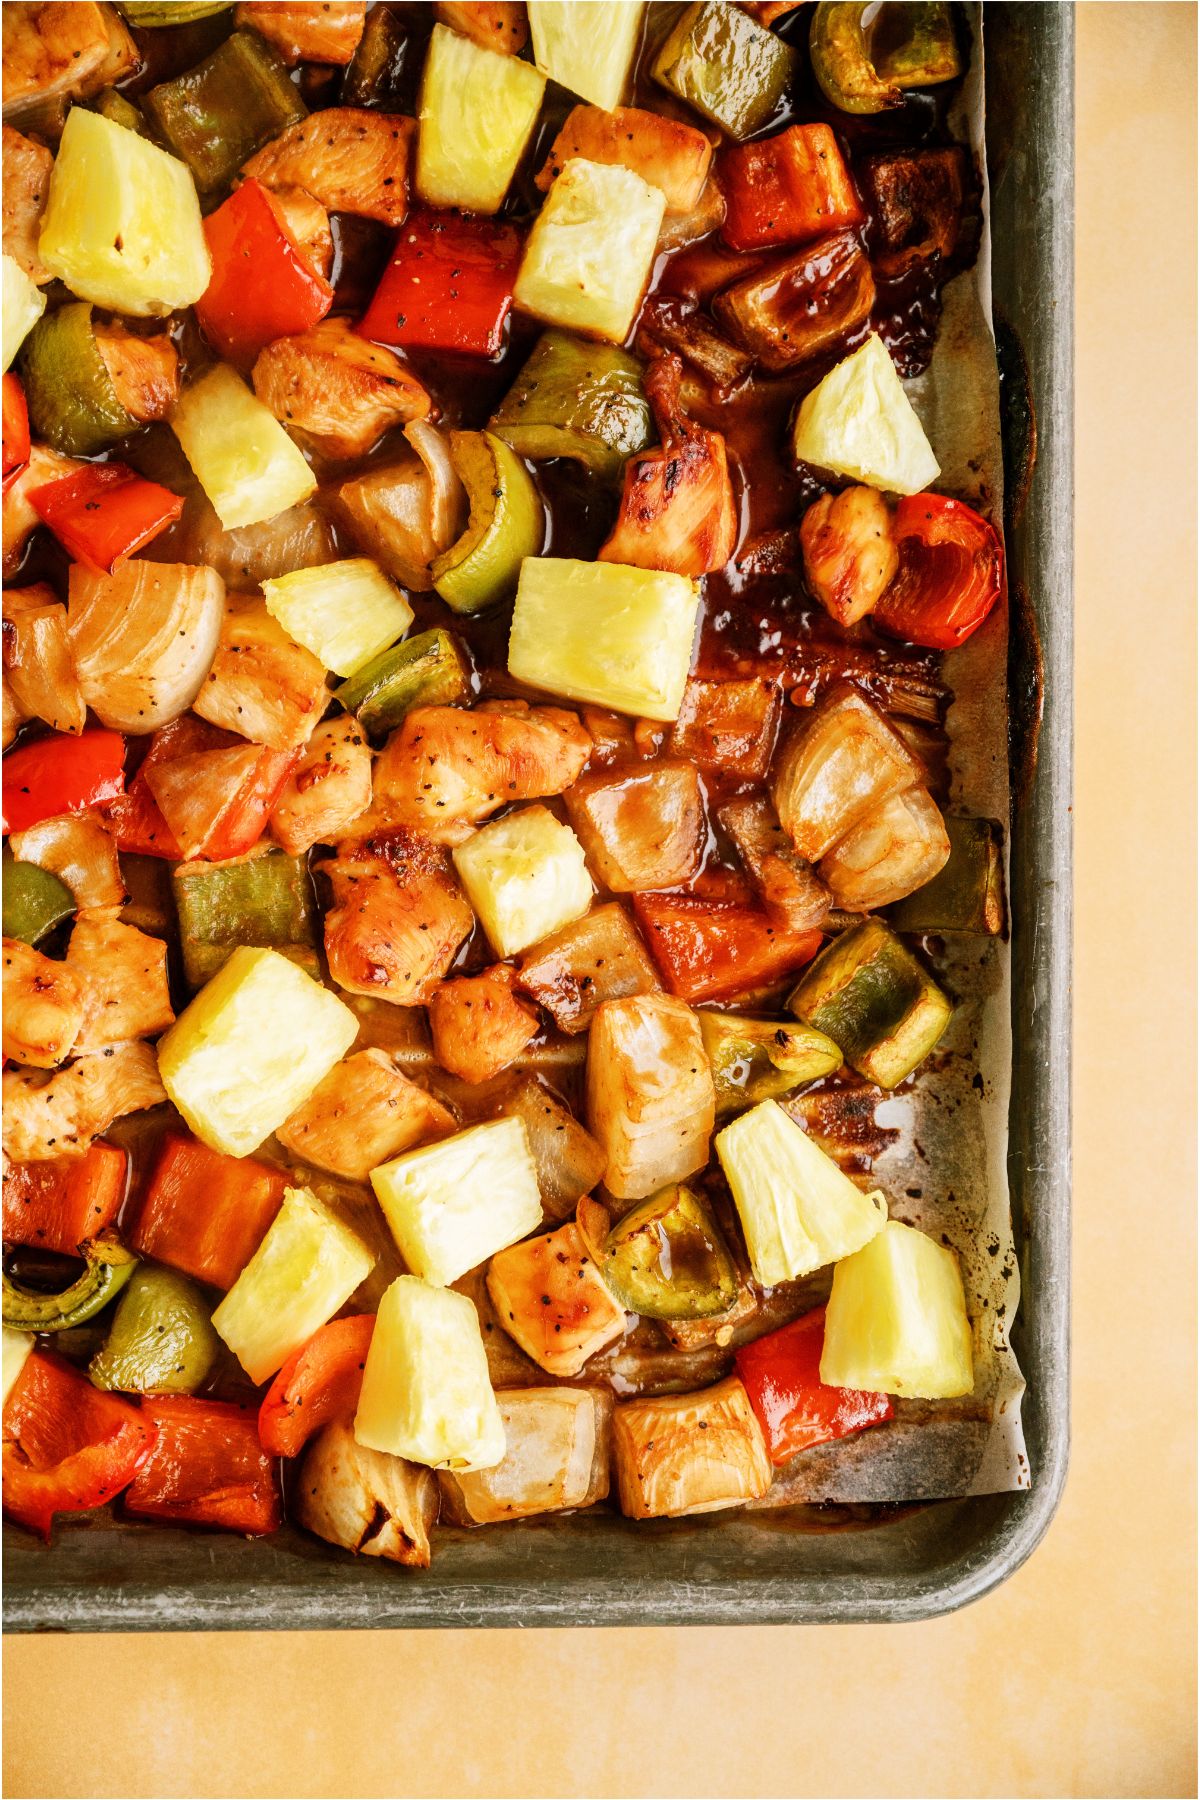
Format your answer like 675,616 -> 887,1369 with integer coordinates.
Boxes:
858,147 -> 968,279
242,108 -> 415,227
718,794 -> 831,931
518,903 -> 660,1036
92,322 -> 180,426
563,761 -> 706,894
670,676 -> 781,782
321,833 -> 474,1005
64,914 -> 175,1054
252,318 -> 431,462
612,1376 -> 772,1519
2,125 -> 53,283
234,1 -> 366,66
277,1046 -> 454,1181
269,184 -> 334,282
3,444 -> 80,573
2,3 -> 139,126
714,231 -> 875,374
800,487 -> 898,628
536,105 -> 712,215
487,1220 -> 627,1379
737,1 -> 799,23
8,811 -> 126,911
2,1040 -> 166,1162
331,422 -> 465,590
433,1 -> 528,54
270,713 -> 372,855
637,295 -> 753,394
2,939 -> 87,1069
372,701 -> 592,847
296,1421 -> 438,1566
599,354 -> 737,578
428,964 -> 539,1086
193,595 -> 330,751
2,583 -> 86,735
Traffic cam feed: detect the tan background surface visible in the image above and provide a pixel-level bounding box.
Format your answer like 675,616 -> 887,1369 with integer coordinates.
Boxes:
4,6 -> 1196,1796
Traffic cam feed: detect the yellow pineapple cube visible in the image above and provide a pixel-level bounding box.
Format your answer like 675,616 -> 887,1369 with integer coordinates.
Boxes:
263,558 -> 413,678
2,254 -> 44,372
820,1219 -> 975,1399
417,23 -> 546,215
370,1116 -> 544,1287
354,1275 -> 506,1471
528,0 -> 644,110
514,158 -> 665,344
452,803 -> 593,958
171,364 -> 316,531
790,333 -> 940,496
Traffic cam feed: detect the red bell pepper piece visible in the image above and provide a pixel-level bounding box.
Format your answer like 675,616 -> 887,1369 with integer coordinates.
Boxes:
258,1315 -> 375,1458
735,1308 -> 893,1466
2,727 -> 126,835
196,176 -> 335,365
199,745 -> 298,860
103,715 -> 203,859
2,1351 -> 157,1540
357,210 -> 523,358
720,123 -> 863,254
873,495 -> 1004,650
122,1396 -> 282,1534
131,1130 -> 288,1290
632,891 -> 823,1003
2,372 -> 30,495
28,462 -> 185,575
2,1141 -> 128,1255
107,717 -> 296,862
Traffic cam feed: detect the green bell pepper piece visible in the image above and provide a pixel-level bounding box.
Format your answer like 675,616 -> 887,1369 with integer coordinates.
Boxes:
119,853 -> 176,941
699,1012 -> 843,1115
3,1233 -> 138,1333
172,849 -> 318,989
653,1 -> 794,141
2,847 -> 75,946
597,1185 -> 739,1320
20,301 -> 136,457
119,1 -> 232,22
489,330 -> 653,483
92,87 -> 149,136
810,2 -> 961,116
432,431 -> 544,614
144,29 -> 307,194
333,628 -> 470,738
789,917 -> 953,1089
89,1264 -> 219,1394
340,2 -> 407,106
887,816 -> 1005,935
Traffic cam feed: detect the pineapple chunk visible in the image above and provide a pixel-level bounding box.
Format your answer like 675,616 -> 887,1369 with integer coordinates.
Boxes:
354,1274 -> 505,1471
171,364 -> 316,531
528,0 -> 644,110
417,23 -> 546,216
514,158 -> 665,344
452,804 -> 593,959
508,557 -> 701,723
715,1098 -> 887,1286
2,1327 -> 33,1407
612,1375 -> 771,1519
370,1116 -> 543,1287
211,1185 -> 375,1384
440,1386 -> 611,1524
486,1220 -> 626,1376
157,946 -> 358,1157
790,333 -> 940,496
262,558 -> 413,679
2,254 -> 44,372
37,108 -> 210,317
820,1219 -> 974,1399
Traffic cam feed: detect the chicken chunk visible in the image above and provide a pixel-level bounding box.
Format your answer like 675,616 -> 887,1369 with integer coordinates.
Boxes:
372,702 -> 592,846
321,833 -> 474,1005
2,939 -> 87,1069
518,903 -> 660,1036
269,713 -> 373,854
4,444 -> 80,573
64,913 -> 174,1054
2,583 -> 87,736
486,1221 -> 627,1379
252,318 -> 431,462
2,3 -> 138,126
93,322 -> 180,426
277,1046 -> 455,1181
233,1 -> 366,67
537,105 -> 712,215
3,1040 -> 166,1162
432,2 -> 528,54
242,108 -> 415,226
612,1376 -> 772,1519
2,125 -> 53,284
269,184 -> 334,282
428,964 -> 539,1085
296,1420 -> 438,1566
718,794 -> 831,931
800,486 -> 899,628
193,594 -> 331,752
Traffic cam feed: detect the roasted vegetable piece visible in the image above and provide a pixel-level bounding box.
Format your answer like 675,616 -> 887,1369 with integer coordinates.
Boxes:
144,29 -> 306,193
263,557 -> 412,680
322,837 -> 474,1003
9,809 -> 125,912
2,372 -> 29,491
800,485 -> 898,627
1,255 -> 44,374
233,0 -> 366,65
487,1219 -> 626,1377
2,1141 -> 126,1255
671,677 -> 781,781
653,1 -> 794,140
715,230 -> 875,373
537,104 -> 712,215
518,902 -> 660,1035
91,84 -> 147,134
116,2 -> 231,22
819,783 -> 950,910
1,728 -> 125,835
131,1131 -> 287,1290
515,158 -> 665,345
563,761 -> 706,893
66,561 -> 222,735
1,849 -> 74,947
355,1275 -> 504,1471
2,1041 -> 166,1165
30,464 -> 184,576
242,107 -> 414,226
258,1314 -> 374,1457
859,146 -> 967,278
172,848 -> 317,989
2,583 -> 87,732
333,628 -> 469,739
810,2 -> 960,115
20,301 -> 134,455
429,964 -> 539,1085
2,3 -> 139,127
873,495 -> 1004,650
252,318 -> 431,461
277,1048 -> 454,1182
1,937 -> 86,1068
823,1219 -> 973,1397
2,1350 -> 156,1540
493,1075 -> 607,1222
171,364 -> 316,532
2,1231 -> 138,1334
612,1374 -> 771,1518
771,683 -> 923,863
358,210 -> 522,359
65,911 -> 175,1053
268,714 -> 373,856
89,1266 -> 219,1396
340,0 -> 407,102
440,1386 -> 611,1524
142,736 -> 299,863
790,332 -> 939,494
887,815 -> 1005,935
332,423 -> 467,591
700,1011 -> 842,1115
453,804 -> 593,959
297,1418 -> 438,1561
718,794 -> 831,931
417,22 -> 544,216
720,123 -> 861,254
432,432 -> 544,613
585,991 -> 714,1201
371,1116 -> 542,1287
122,1395 -> 282,1534
527,0 -> 642,109
788,916 -> 952,1088
734,1305 -> 893,1464
632,891 -> 823,1004
195,177 -> 334,365
597,1184 -> 739,1320
192,595 -> 329,752
489,331 -> 653,482
2,127 -> 53,286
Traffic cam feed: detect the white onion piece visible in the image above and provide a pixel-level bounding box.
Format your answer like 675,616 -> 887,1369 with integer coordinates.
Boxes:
2,585 -> 86,735
821,785 -> 951,910
67,561 -> 224,734
585,992 -> 714,1202
9,810 -> 126,911
771,683 -> 922,863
